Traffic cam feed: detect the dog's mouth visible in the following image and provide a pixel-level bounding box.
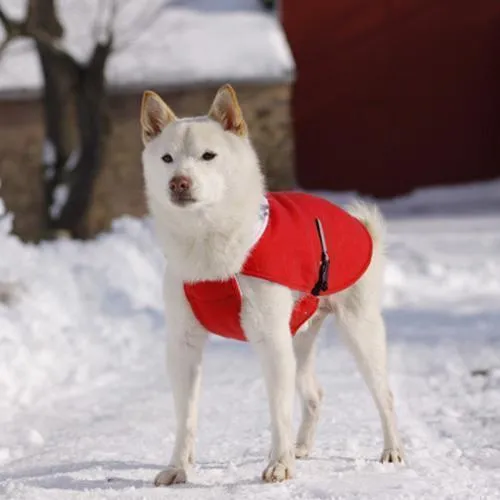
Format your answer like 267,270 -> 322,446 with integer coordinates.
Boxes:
170,193 -> 197,207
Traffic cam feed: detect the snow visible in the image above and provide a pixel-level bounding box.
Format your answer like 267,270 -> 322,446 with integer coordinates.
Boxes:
0,188 -> 13,235
42,140 -> 57,181
0,0 -> 295,97
49,183 -> 70,219
1,179 -> 500,499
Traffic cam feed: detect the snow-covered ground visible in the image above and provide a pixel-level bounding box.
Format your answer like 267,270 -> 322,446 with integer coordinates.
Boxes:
1,180 -> 500,499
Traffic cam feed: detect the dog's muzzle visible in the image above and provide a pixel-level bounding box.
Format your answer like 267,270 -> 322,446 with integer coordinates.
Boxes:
169,175 -> 196,206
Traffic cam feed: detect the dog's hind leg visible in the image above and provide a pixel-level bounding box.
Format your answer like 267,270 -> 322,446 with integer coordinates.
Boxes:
293,310 -> 327,458
335,298 -> 404,463
332,200 -> 404,463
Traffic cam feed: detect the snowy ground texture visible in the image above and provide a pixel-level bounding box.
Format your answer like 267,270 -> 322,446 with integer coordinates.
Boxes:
1,180 -> 500,499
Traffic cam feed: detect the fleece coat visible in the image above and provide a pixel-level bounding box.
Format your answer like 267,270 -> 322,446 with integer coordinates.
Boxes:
183,192 -> 373,341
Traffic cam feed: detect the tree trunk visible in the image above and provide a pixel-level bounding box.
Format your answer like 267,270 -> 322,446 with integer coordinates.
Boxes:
29,0 -> 111,238
55,43 -> 111,238
36,42 -> 76,234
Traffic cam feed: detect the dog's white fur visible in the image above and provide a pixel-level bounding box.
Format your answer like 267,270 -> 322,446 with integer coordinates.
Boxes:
140,85 -> 404,486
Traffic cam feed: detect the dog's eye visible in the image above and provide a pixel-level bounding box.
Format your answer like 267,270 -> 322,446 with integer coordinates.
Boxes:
162,153 -> 173,164
201,151 -> 217,161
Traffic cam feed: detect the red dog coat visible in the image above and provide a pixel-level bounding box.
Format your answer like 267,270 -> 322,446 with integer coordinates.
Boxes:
184,192 -> 373,341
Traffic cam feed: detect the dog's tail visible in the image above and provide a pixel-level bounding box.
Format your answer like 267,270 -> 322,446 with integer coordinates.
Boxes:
345,200 -> 386,298
345,200 -> 386,251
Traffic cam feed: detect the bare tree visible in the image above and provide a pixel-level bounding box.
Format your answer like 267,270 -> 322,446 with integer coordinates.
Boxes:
0,0 -> 115,238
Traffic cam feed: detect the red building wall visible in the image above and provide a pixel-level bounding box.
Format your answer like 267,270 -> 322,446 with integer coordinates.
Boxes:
282,0 -> 500,197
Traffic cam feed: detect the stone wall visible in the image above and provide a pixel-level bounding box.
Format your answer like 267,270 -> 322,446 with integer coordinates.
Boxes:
0,99 -> 45,240
0,82 -> 295,241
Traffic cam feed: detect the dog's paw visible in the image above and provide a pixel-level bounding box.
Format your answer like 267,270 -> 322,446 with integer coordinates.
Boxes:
294,443 -> 311,459
262,457 -> 295,483
380,448 -> 405,464
154,467 -> 187,486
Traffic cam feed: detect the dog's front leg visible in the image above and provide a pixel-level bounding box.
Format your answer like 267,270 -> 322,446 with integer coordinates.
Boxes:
239,276 -> 296,482
155,326 -> 208,486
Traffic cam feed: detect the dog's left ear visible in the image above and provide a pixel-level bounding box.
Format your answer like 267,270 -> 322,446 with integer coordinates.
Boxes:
140,91 -> 177,145
208,84 -> 248,137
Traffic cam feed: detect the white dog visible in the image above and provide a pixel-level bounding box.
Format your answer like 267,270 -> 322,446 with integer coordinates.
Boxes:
140,84 -> 404,486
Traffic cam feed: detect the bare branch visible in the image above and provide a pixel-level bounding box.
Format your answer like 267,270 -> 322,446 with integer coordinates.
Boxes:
91,0 -> 117,52
25,0 -> 63,39
0,5 -> 27,60
105,0 -> 118,43
21,0 -> 80,67
0,36 -> 10,59
32,29 -> 82,71
0,5 -> 28,37
0,6 -> 11,30
87,34 -> 113,76
0,2 -> 79,69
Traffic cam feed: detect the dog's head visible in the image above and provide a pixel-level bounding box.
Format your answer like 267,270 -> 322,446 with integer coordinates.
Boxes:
140,84 -> 263,215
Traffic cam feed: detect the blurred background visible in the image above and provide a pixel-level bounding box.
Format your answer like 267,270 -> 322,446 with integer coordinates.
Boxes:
0,0 -> 498,241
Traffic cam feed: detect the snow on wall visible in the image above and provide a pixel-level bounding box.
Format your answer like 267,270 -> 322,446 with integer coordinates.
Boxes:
0,183 -> 13,236
0,0 -> 295,97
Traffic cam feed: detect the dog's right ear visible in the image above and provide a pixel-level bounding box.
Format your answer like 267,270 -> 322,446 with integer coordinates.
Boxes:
140,91 -> 177,145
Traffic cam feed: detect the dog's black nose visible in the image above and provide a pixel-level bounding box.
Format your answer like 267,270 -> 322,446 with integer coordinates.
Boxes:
169,176 -> 192,194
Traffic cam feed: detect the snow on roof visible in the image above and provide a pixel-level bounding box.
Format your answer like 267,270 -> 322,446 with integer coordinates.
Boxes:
0,0 -> 295,98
